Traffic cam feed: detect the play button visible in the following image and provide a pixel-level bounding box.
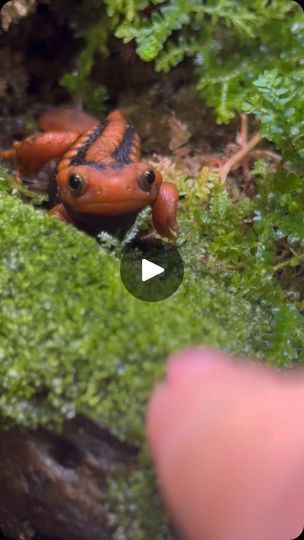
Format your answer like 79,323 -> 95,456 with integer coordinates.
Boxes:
120,239 -> 184,302
142,259 -> 164,281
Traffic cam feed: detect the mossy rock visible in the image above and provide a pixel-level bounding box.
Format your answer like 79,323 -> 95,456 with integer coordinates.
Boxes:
0,174 -> 277,442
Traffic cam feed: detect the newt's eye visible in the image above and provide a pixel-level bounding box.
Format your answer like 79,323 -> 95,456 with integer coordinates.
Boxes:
138,169 -> 156,192
68,174 -> 87,196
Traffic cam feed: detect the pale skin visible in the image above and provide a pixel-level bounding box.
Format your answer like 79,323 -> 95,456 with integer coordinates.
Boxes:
147,348 -> 304,540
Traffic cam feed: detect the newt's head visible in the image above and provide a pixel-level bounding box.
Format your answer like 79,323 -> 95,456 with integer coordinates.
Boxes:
56,161 -> 163,216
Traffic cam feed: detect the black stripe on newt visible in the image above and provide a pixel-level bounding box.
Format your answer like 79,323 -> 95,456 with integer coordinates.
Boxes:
49,170 -> 60,207
111,125 -> 136,168
69,124 -> 137,170
69,121 -> 108,167
76,160 -> 106,170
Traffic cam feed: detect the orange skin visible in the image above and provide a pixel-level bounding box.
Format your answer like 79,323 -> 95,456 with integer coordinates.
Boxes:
1,107 -> 178,239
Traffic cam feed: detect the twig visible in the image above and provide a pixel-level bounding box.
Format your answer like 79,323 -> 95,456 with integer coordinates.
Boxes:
220,132 -> 263,183
273,253 -> 304,272
249,150 -> 281,163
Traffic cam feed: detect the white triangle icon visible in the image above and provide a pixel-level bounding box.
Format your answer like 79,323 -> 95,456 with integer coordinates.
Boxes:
141,258 -> 164,282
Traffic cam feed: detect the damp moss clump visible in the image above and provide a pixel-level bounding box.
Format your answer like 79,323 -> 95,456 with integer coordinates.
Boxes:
0,167 -> 280,442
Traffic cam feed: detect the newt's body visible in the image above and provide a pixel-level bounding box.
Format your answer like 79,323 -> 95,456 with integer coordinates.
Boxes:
2,107 -> 178,238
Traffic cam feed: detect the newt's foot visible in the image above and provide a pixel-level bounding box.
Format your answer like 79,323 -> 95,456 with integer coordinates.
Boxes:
48,204 -> 75,224
152,182 -> 179,240
1,148 -> 17,161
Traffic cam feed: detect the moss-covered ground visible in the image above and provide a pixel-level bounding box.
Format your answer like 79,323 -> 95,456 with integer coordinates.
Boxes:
0,148 -> 303,537
0,166 -> 277,438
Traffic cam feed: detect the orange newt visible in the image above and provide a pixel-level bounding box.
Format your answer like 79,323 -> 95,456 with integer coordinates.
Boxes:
1,107 -> 179,238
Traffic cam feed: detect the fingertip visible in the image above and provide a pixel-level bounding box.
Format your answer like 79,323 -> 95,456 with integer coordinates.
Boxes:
146,347 -> 234,468
166,347 -> 234,382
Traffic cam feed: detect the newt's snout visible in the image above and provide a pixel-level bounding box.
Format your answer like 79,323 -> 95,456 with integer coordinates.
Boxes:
56,162 -> 162,216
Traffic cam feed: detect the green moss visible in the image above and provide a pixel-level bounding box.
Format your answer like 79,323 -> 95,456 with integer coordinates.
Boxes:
107,462 -> 174,540
0,185 -> 267,437
177,171 -> 304,364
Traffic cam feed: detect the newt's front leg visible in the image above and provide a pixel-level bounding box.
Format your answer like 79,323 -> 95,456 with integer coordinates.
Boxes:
1,131 -> 79,177
48,203 -> 75,224
152,182 -> 179,240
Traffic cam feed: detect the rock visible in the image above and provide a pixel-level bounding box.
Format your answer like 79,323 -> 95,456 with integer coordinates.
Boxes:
0,416 -> 137,540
